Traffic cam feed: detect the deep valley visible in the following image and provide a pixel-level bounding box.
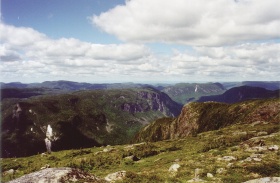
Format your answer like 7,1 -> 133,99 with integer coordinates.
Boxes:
1,81 -> 279,182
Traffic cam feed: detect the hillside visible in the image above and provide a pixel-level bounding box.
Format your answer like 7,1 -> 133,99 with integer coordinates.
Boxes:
1,87 -> 182,158
134,98 -> 280,142
161,82 -> 225,105
2,111 -> 279,182
197,86 -> 279,103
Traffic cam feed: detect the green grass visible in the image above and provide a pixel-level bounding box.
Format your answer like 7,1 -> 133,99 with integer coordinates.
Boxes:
2,121 -> 279,182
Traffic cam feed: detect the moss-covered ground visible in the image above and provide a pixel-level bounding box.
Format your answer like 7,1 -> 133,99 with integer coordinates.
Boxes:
1,120 -> 279,182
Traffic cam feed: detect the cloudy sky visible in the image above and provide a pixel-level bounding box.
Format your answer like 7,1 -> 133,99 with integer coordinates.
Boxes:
1,0 -> 279,83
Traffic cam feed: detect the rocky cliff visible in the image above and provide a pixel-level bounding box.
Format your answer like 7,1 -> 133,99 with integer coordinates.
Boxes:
1,87 -> 182,157
134,98 -> 280,142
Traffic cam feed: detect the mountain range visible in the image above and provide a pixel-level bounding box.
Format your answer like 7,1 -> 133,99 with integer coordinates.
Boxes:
197,86 -> 279,103
1,80 -> 280,182
1,81 -> 279,158
2,97 -> 279,182
1,87 -> 182,157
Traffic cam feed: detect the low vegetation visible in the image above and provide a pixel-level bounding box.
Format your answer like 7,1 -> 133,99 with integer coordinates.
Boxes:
2,120 -> 279,182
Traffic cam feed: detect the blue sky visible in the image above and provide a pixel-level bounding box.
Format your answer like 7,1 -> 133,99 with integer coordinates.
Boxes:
1,0 -> 280,83
1,0 -> 124,43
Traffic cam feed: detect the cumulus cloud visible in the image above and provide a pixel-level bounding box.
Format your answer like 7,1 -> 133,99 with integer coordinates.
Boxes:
0,45 -> 21,62
92,0 -> 280,46
0,23 -> 154,82
169,43 -> 280,80
0,22 -> 279,82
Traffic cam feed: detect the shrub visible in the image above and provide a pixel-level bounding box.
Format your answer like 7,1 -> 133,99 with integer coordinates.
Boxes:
132,143 -> 159,158
245,162 -> 280,176
122,171 -> 163,183
199,133 -> 252,152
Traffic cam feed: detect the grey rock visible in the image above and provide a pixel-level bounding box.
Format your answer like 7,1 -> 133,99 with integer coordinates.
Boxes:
268,145 -> 279,151
105,171 -> 126,182
168,164 -> 181,172
243,177 -> 280,183
7,167 -> 102,183
257,131 -> 268,136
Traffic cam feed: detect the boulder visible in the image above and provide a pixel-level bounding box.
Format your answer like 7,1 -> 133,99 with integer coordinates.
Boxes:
7,168 -> 102,183
105,171 -> 126,182
268,145 -> 279,151
218,156 -> 237,161
207,173 -> 214,178
168,164 -> 180,172
257,131 -> 268,136
243,177 -> 280,183
124,155 -> 140,161
227,163 -> 234,168
103,147 -> 114,152
216,168 -> 226,174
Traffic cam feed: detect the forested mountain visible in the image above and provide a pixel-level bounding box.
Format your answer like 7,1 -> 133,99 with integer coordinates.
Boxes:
1,87 -> 182,157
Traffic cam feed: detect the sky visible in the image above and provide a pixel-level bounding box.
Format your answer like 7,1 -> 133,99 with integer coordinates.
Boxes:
0,0 -> 280,83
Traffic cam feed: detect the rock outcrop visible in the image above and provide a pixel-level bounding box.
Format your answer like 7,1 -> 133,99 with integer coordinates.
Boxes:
243,177 -> 280,183
7,168 -> 104,183
134,98 -> 280,142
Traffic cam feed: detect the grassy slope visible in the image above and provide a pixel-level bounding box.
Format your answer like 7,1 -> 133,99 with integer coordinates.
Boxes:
2,121 -> 279,182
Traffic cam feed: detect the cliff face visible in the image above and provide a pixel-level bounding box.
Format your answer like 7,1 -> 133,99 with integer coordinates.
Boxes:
134,98 -> 280,142
121,90 -> 182,117
1,87 -> 182,158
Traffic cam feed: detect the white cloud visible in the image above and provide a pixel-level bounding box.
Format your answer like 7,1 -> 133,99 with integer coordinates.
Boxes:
169,43 -> 280,80
92,0 -> 280,46
0,22 -> 279,82
0,23 -> 154,82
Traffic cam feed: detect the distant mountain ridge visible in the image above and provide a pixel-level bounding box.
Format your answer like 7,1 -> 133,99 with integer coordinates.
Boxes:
160,82 -> 225,104
197,86 -> 279,103
0,81 -> 156,100
221,81 -> 280,90
1,80 -> 151,90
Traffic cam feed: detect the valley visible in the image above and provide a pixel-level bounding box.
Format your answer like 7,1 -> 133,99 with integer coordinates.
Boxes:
1,81 -> 279,182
